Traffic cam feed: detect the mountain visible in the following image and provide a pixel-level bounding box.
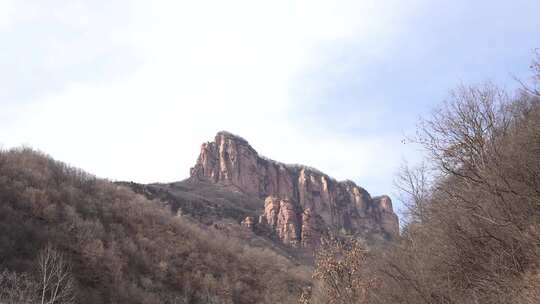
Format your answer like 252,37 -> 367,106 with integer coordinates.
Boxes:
0,133 -> 399,303
121,131 -> 398,262
189,131 -> 399,246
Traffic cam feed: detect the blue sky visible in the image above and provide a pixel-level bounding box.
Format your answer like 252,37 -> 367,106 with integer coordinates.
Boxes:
1,0 -> 539,216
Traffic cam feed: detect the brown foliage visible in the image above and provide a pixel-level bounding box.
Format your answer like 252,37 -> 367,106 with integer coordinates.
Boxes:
0,270 -> 37,304
0,148 -> 309,304
307,236 -> 377,304
306,61 -> 540,304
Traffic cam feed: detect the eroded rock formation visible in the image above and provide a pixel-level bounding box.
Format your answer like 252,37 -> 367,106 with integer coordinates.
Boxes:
241,216 -> 255,229
190,131 -> 399,246
258,196 -> 301,247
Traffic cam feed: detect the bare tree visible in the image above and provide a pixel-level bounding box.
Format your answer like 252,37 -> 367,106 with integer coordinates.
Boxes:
304,80 -> 540,304
37,244 -> 76,304
531,51 -> 540,97
395,162 -> 431,224
518,50 -> 540,98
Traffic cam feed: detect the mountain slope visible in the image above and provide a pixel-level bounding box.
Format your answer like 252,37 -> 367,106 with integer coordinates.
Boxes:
121,179 -> 312,262
0,148 -> 309,304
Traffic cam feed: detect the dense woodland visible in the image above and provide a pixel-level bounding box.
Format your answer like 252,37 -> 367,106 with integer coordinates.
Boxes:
304,55 -> 540,303
0,148 -> 309,303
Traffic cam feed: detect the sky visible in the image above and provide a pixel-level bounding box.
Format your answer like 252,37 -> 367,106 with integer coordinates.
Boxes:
1,0 -> 539,215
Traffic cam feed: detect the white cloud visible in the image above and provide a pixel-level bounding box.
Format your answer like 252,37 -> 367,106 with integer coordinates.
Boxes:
0,0 -> 37,31
1,0 -> 423,196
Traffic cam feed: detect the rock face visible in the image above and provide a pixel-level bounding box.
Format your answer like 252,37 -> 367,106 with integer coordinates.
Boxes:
190,131 -> 399,246
240,216 -> 255,229
259,196 -> 302,246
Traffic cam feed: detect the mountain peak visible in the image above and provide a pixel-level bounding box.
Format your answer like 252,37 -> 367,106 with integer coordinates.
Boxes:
215,130 -> 250,144
190,132 -> 399,246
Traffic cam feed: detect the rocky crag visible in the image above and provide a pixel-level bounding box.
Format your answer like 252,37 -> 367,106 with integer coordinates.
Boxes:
190,131 -> 399,247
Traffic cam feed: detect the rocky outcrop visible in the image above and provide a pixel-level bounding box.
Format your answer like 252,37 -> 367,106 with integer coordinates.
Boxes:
241,216 -> 256,229
259,197 -> 301,247
373,195 -> 400,238
190,131 -> 399,246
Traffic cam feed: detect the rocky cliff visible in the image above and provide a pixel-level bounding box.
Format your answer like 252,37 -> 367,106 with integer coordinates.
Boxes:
190,131 -> 399,247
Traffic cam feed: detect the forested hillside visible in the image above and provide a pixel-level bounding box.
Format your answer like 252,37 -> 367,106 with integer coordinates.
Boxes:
303,56 -> 540,304
0,148 -> 309,304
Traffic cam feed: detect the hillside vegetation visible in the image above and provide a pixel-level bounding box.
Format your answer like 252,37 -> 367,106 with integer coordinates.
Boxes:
304,56 -> 540,304
122,180 -> 315,262
0,148 -> 309,304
